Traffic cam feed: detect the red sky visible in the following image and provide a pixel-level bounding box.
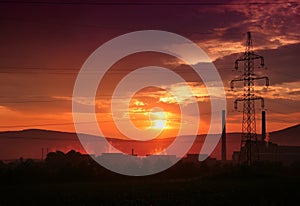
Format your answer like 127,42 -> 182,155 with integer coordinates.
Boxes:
0,0 -> 299,139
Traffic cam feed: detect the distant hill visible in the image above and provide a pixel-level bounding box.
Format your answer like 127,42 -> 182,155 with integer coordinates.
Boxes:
0,129 -> 85,160
0,129 -> 239,160
0,124 -> 299,160
0,129 -> 79,140
269,124 -> 300,146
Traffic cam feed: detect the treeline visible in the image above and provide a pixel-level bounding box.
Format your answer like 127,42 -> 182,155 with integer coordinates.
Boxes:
0,150 -> 300,183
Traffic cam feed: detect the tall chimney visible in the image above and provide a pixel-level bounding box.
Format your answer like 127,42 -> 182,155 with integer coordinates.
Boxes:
262,110 -> 266,141
221,110 -> 227,161
41,148 -> 44,160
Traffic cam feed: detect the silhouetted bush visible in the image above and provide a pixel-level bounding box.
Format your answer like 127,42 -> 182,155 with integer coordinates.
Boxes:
0,150 -> 299,184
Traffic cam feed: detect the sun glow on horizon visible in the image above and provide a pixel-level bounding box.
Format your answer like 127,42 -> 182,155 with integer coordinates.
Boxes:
150,111 -> 168,130
152,119 -> 167,130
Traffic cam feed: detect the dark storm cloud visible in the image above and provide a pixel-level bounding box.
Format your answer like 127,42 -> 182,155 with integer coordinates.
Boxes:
0,0 -> 298,68
214,43 -> 300,86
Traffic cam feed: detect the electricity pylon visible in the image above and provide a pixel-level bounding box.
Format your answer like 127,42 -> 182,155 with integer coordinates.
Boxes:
231,32 -> 269,165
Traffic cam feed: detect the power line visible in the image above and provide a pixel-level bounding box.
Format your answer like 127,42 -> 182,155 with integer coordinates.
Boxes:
0,66 -> 236,71
0,120 -> 108,128
0,1 -> 296,6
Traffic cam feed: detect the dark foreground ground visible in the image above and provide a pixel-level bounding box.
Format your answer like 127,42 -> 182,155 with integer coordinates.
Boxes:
1,176 -> 299,206
0,151 -> 299,205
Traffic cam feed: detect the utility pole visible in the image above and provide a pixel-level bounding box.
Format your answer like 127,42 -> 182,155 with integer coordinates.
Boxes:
221,110 -> 227,161
42,148 -> 44,160
231,32 -> 269,165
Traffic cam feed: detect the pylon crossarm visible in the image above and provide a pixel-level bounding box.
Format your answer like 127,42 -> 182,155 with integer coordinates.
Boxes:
233,98 -> 245,110
235,53 -> 264,70
249,96 -> 265,109
248,53 -> 264,67
252,76 -> 269,86
235,57 -> 246,70
230,77 -> 244,89
234,96 -> 264,110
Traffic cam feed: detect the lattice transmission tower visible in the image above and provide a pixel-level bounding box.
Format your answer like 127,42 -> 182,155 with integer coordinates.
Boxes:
231,32 -> 269,165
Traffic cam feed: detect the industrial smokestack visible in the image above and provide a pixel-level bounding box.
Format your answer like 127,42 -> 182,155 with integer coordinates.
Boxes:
221,110 -> 227,161
262,110 -> 266,141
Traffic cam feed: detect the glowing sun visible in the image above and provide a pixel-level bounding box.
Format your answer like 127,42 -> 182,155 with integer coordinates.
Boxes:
151,111 -> 167,130
153,119 -> 167,129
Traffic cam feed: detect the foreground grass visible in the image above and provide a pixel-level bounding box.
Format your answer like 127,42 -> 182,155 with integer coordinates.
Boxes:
0,175 -> 299,206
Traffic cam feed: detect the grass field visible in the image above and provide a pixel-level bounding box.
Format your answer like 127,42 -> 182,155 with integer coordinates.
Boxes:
1,175 -> 299,205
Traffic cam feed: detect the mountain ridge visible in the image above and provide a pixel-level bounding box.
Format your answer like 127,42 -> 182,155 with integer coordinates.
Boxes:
0,123 -> 299,160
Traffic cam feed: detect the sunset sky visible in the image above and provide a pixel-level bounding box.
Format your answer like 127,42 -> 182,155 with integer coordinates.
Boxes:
0,0 -> 299,139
